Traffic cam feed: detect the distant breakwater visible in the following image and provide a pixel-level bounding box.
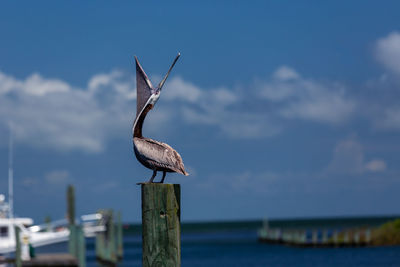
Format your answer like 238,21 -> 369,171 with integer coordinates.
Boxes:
123,215 -> 400,235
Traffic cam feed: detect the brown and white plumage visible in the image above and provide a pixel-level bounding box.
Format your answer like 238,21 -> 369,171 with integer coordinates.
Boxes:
132,53 -> 188,183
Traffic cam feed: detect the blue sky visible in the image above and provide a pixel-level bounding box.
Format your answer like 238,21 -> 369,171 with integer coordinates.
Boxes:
1,1 -> 400,223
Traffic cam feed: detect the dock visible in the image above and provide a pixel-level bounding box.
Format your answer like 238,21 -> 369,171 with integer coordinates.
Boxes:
258,226 -> 372,247
21,254 -> 78,266
2,185 -> 123,267
0,254 -> 77,267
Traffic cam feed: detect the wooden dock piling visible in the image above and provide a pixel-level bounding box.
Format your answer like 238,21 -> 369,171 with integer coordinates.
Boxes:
95,210 -> 118,265
312,230 -> 318,245
67,185 -> 75,225
116,211 -> 123,259
141,183 -> 181,267
14,226 -> 22,267
69,225 -> 86,267
67,185 -> 86,267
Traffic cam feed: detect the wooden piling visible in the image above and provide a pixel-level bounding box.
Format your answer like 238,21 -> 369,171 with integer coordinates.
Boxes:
322,230 -> 328,244
14,226 -> 22,267
354,231 -> 360,245
365,229 -> 371,244
69,225 -> 86,267
116,211 -> 123,259
95,210 -> 117,265
343,231 -> 349,244
67,185 -> 86,267
333,231 -> 338,245
312,230 -> 318,245
67,185 -> 77,257
141,183 -> 181,267
67,185 -> 75,225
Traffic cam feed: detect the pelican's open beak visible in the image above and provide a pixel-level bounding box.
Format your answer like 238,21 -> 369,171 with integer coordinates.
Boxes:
157,52 -> 181,91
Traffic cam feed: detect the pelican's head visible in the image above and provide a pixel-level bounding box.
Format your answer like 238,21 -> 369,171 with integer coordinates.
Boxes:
133,53 -> 181,137
147,91 -> 161,108
146,53 -> 181,108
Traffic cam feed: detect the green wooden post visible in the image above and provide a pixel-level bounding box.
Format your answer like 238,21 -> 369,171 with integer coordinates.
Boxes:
95,211 -> 105,261
77,226 -> 86,267
141,184 -> 181,267
67,185 -> 77,257
69,225 -> 86,267
96,210 -> 107,263
275,229 -> 281,241
117,211 -> 123,259
301,230 -> 307,244
344,231 -> 349,244
354,230 -> 360,245
312,230 -> 318,245
108,211 -> 116,263
365,228 -> 371,244
95,227 -> 105,261
69,225 -> 77,259
333,231 -> 338,245
14,226 -> 22,267
67,185 -> 86,267
67,185 -> 75,225
322,230 -> 328,244
96,210 -> 117,265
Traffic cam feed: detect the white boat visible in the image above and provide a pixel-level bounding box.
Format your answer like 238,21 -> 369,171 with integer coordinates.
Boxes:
0,198 -> 104,255
0,129 -> 104,255
0,217 -> 70,255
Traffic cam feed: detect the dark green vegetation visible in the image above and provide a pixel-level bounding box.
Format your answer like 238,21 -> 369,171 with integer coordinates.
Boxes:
123,215 -> 400,235
372,218 -> 400,246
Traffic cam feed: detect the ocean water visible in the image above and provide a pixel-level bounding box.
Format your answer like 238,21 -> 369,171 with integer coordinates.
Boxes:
33,217 -> 400,267
81,231 -> 400,267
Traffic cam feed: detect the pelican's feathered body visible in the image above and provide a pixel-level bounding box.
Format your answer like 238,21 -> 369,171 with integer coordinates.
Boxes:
133,53 -> 188,183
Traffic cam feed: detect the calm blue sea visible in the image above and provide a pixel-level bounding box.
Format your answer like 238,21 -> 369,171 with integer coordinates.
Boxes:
77,231 -> 400,267
32,216 -> 400,267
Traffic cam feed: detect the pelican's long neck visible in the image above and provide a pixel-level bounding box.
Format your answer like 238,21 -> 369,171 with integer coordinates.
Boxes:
133,104 -> 152,138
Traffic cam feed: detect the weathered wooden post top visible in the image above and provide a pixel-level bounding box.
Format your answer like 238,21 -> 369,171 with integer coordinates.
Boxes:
132,53 -> 188,267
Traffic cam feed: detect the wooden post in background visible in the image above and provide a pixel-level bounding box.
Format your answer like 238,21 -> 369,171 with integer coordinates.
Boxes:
14,226 -> 22,267
141,184 -> 181,267
95,210 -> 117,265
67,185 -> 75,225
312,230 -> 318,245
67,185 -> 86,267
67,185 -> 77,257
117,211 -> 123,260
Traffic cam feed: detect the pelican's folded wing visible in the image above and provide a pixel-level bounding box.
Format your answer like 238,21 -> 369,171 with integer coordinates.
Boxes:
135,56 -> 154,118
134,138 -> 188,176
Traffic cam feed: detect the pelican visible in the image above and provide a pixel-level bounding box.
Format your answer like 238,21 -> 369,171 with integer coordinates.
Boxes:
133,53 -> 188,183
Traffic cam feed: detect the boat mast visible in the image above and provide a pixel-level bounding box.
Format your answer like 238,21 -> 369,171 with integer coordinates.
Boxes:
8,124 -> 13,219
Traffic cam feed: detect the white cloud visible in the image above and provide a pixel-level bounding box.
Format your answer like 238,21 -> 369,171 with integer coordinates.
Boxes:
193,170 -> 281,195
281,89 -> 355,124
325,137 -> 387,175
92,181 -> 119,193
45,170 -> 71,184
260,72 -> 355,124
365,159 -> 387,172
163,76 -> 202,102
0,71 -> 136,152
273,66 -> 300,81
88,70 -> 136,99
21,177 -> 38,187
376,31 -> 400,75
0,65 -> 357,152
24,73 -> 70,96
377,107 -> 400,130
367,32 -> 400,132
